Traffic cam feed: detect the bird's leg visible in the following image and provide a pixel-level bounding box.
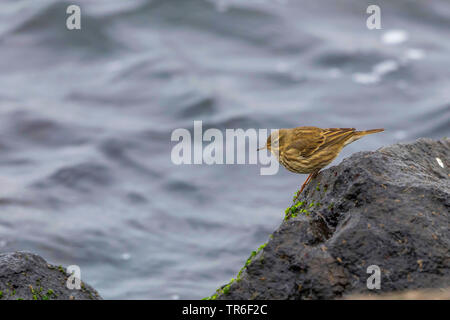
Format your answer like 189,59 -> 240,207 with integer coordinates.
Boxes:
293,173 -> 312,202
293,170 -> 320,202
311,170 -> 319,180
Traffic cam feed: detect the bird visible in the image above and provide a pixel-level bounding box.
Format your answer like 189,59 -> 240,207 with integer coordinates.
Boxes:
257,126 -> 384,200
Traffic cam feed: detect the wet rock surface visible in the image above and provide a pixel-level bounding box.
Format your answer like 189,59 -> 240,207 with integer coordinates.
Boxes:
0,251 -> 101,300
214,138 -> 449,299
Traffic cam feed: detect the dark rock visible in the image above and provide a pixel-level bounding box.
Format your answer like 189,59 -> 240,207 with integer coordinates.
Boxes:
0,251 -> 102,300
212,138 -> 449,300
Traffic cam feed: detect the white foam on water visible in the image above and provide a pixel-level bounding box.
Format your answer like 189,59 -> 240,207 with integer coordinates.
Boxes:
352,60 -> 399,85
405,48 -> 425,60
382,30 -> 409,45
373,60 -> 399,76
352,73 -> 379,84
121,253 -> 131,260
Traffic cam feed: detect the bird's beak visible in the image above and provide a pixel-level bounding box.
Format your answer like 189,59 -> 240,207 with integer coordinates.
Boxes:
257,146 -> 266,151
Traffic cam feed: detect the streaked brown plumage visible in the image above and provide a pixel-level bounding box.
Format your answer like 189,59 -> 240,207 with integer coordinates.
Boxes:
258,126 -> 384,199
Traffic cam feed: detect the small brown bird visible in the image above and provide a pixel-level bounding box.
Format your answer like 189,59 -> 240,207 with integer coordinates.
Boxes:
258,126 -> 384,200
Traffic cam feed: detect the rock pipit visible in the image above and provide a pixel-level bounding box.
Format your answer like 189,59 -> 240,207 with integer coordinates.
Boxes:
258,126 -> 384,200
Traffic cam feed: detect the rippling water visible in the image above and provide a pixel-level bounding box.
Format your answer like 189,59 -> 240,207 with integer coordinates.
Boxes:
0,0 -> 449,299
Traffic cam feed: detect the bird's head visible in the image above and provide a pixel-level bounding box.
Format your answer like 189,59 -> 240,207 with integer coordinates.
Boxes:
258,130 -> 282,153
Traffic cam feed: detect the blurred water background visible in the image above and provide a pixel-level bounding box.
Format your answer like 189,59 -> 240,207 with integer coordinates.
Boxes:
0,0 -> 449,299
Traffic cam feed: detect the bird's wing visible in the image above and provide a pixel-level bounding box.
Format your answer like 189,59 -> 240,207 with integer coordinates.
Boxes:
284,127 -> 325,158
285,127 -> 355,158
319,128 -> 356,151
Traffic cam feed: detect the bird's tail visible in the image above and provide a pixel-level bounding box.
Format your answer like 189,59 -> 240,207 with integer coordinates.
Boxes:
344,128 -> 384,146
355,128 -> 384,137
